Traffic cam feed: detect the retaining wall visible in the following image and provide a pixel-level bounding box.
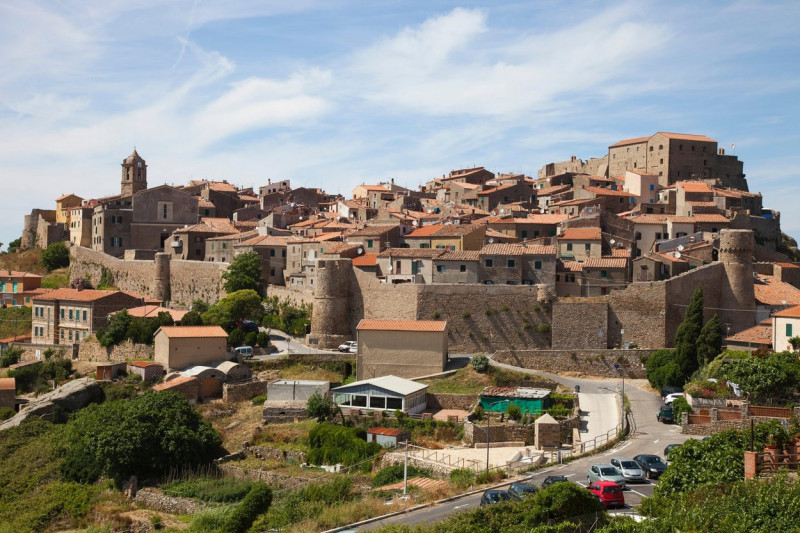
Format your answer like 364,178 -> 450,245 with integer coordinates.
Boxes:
223,380 -> 268,403
494,349 -> 651,378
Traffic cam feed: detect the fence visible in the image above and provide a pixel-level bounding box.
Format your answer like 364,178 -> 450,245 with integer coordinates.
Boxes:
404,443 -> 483,473
688,414 -> 711,425
574,419 -> 626,455
752,451 -> 800,478
750,406 -> 792,419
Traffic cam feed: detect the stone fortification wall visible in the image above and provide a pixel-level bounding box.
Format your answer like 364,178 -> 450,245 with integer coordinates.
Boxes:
606,281 -> 668,349
217,463 -> 316,490
552,301 -> 607,349
267,285 -> 315,306
222,379 -> 268,402
70,245 -> 227,306
494,349 -> 651,379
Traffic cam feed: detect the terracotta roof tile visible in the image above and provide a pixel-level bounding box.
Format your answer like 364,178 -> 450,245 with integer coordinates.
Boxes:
349,225 -> 397,237
404,225 -> 444,238
558,261 -> 584,272
0,378 -> 15,391
772,304 -> 800,318
755,276 -> 800,306
630,215 -> 669,225
582,257 -> 628,268
481,243 -> 555,256
437,250 -> 480,261
558,227 -> 602,240
357,319 -> 446,332
677,181 -> 713,193
352,254 -> 378,267
377,248 -> 445,259
659,132 -> 716,143
0,270 -> 42,279
725,323 -> 772,345
34,288 -> 143,303
157,326 -> 228,338
129,361 -> 163,368
688,214 -> 730,224
609,135 -> 651,148
153,376 -> 197,391
367,427 -> 408,436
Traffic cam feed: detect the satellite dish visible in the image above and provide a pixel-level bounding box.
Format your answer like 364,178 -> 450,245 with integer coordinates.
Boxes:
427,209 -> 433,214
677,244 -> 684,251
674,251 -> 682,258
488,237 -> 494,244
387,264 -> 393,271
500,209 -> 505,214
137,162 -> 142,168
782,300 -> 787,305
357,247 -> 364,255
412,220 -> 418,226
610,239 -> 616,245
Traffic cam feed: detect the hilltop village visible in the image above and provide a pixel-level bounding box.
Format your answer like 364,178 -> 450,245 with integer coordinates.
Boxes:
3,132 -> 800,531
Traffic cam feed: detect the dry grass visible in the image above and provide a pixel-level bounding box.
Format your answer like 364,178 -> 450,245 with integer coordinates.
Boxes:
198,402 -> 265,452
422,365 -> 554,394
0,248 -> 45,274
278,362 -> 344,383
250,419 -> 317,449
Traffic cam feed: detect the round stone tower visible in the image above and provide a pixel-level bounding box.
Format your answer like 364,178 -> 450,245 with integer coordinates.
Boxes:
718,229 -> 755,334
152,252 -> 171,304
307,259 -> 353,349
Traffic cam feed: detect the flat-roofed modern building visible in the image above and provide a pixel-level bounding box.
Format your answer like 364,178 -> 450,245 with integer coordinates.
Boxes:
332,375 -> 428,415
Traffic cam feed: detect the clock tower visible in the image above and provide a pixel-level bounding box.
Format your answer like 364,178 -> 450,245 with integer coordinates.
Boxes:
121,148 -> 148,197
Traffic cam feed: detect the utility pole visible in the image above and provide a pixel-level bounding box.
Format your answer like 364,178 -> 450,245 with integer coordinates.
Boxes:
403,439 -> 409,499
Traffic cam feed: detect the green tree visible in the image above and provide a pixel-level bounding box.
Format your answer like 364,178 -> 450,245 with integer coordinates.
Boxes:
222,484 -> 273,533
40,241 -> 70,272
7,237 -> 21,254
256,331 -> 270,348
471,354 -> 489,372
671,396 -> 693,423
674,287 -> 704,375
61,391 -> 222,485
717,353 -> 795,403
191,299 -> 210,314
228,328 -> 245,347
0,346 -> 23,368
645,349 -> 683,390
202,290 -> 264,332
697,314 -> 723,367
180,310 -> 203,326
506,403 -> 522,422
97,310 -> 132,347
306,391 -> 340,422
223,251 -> 263,296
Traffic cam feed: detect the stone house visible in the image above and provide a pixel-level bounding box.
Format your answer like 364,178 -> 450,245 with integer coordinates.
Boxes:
478,243 -> 556,286
555,261 -> 584,297
234,234 -> 289,286
573,186 -> 637,215
355,319 -> 447,380
621,170 -> 661,205
0,271 -> 42,308
632,252 -> 689,282
486,214 -> 569,241
579,257 -> 629,296
56,193 -> 84,225
90,195 -> 133,256
475,181 -> 535,213
168,217 -> 238,261
205,229 -> 258,263
352,184 -> 391,208
427,224 -> 487,252
557,227 -> 603,262
0,378 -> 15,410
130,185 -> 200,253
432,251 -> 480,283
69,206 -> 94,247
153,375 -> 198,403
31,288 -> 146,345
376,248 -> 444,284
153,325 -> 229,371
347,224 -> 402,254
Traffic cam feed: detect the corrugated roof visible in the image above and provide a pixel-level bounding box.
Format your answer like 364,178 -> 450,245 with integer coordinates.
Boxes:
332,375 -> 428,396
157,326 -> 228,338
481,386 -> 551,399
357,319 -> 447,332
366,427 -> 408,436
129,361 -> 163,368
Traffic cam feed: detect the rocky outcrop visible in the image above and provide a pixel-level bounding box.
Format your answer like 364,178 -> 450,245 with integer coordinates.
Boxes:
0,377 -> 104,431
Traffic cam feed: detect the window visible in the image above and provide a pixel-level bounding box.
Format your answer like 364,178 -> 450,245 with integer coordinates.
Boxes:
659,144 -> 663,150
386,397 -> 402,410
556,274 -> 560,281
83,310 -> 87,321
650,184 -> 655,190
370,396 -> 386,409
585,243 -> 591,251
68,330 -> 73,341
69,309 -> 73,319
367,239 -> 373,248
521,230 -> 527,239
485,259 -> 494,267
282,250 -> 286,257
534,260 -> 542,270
649,146 -> 653,152
270,269 -> 276,276
436,265 -> 445,272
787,323 -> 793,337
635,232 -> 642,240
270,249 -> 275,257
60,308 -> 65,319
655,233 -> 662,240
507,259 -> 516,268
566,274 -> 576,283
163,204 -> 168,218
567,243 -> 573,251
601,270 -> 607,278
460,264 -> 466,272
222,243 -> 227,249
61,329 -> 65,339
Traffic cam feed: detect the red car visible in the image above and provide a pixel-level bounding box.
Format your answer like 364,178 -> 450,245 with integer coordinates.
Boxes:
587,481 -> 625,509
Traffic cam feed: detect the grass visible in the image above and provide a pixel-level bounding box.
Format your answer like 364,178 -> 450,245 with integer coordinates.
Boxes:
0,306 -> 31,340
278,362 -> 345,383
198,403 -> 266,452
421,365 -> 555,394
161,476 -> 255,503
249,419 -> 317,451
0,248 -> 45,275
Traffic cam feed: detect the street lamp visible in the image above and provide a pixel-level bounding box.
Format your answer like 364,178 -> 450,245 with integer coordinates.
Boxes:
482,399 -> 510,479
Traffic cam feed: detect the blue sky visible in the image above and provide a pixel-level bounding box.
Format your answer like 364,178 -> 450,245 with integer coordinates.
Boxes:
1,0 -> 799,250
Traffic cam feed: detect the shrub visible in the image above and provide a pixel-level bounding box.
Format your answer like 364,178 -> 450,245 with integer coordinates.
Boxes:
506,404 -> 522,422
162,477 -> 255,503
449,468 -> 475,488
306,424 -> 381,468
462,312 -> 471,319
646,348 -> 685,390
306,391 -> 339,422
373,464 -> 432,487
0,407 -> 15,420
433,311 -> 441,319
671,397 -> 693,422
473,404 -> 485,421
228,328 -> 245,347
40,241 -> 69,271
536,323 -> 551,334
0,346 -> 22,368
245,331 -> 258,347
256,331 -> 270,347
471,354 -> 490,373
251,394 -> 268,406
181,310 -> 203,326
222,483 -> 273,533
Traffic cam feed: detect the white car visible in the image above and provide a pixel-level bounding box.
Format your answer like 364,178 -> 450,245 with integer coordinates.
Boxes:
610,457 -> 646,483
338,340 -> 357,353
664,392 -> 684,405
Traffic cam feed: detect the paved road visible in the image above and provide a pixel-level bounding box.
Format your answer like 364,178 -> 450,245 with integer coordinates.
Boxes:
252,330 -> 331,360
356,364 -> 693,530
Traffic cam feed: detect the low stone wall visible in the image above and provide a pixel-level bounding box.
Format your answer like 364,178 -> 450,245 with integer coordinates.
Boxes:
217,464 -> 316,490
425,393 -> 476,411
262,403 -> 308,423
223,380 -> 268,403
133,488 -> 206,515
77,339 -> 154,362
494,349 -> 651,378
244,445 -> 306,464
14,343 -> 76,362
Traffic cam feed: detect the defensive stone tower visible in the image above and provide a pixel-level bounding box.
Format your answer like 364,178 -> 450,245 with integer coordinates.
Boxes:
152,252 -> 171,304
121,148 -> 148,197
718,229 -> 756,334
307,259 -> 353,349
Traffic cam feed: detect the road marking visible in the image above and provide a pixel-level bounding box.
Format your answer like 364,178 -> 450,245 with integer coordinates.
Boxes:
556,465 -> 567,469
654,439 -> 660,444
626,488 -> 650,498
453,504 -> 470,510
564,473 -> 575,478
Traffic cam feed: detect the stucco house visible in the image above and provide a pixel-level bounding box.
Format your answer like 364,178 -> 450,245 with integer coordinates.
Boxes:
772,305 -> 800,352
356,319 -> 447,380
154,325 -> 229,371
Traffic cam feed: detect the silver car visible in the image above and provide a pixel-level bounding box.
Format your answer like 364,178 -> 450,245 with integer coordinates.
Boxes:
610,458 -> 646,483
588,464 -> 627,489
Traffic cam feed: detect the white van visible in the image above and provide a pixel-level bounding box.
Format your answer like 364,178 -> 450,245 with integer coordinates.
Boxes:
233,346 -> 253,359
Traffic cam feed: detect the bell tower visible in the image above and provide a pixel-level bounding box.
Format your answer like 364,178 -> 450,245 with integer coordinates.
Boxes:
121,148 -> 148,197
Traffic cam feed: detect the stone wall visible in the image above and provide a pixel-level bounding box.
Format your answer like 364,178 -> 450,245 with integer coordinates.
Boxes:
223,379 -> 268,403
494,349 -> 651,378
15,343 -> 76,363
77,338 -> 154,362
425,393 -> 477,411
133,488 -> 206,515
243,445 -> 306,464
552,301 -> 607,349
217,463 -> 316,490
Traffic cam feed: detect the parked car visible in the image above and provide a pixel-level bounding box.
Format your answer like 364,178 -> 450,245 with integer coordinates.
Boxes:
657,405 -> 674,424
663,392 -> 684,405
508,482 -> 538,501
661,386 -> 683,400
480,489 -> 510,506
237,319 -> 259,333
338,340 -> 357,353
587,464 -> 626,489
664,444 -> 682,462
587,481 -> 625,509
233,346 -> 253,359
610,458 -> 646,483
541,475 -> 569,489
633,454 -> 667,479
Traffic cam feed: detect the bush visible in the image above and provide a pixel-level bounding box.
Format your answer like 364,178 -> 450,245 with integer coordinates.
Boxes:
373,464 -> 432,488
222,483 -> 273,533
228,328 -> 245,347
40,241 -> 69,271
306,424 -> 381,468
61,391 -> 222,485
306,391 -> 339,422
245,331 -> 258,347
162,477 -> 255,503
471,354 -> 490,373
256,331 -> 270,348
0,407 -> 15,421
0,346 -> 22,368
536,323 -> 551,334
645,349 -> 685,390
449,468 -> 475,488
473,404 -> 485,421
251,394 -> 268,406
506,404 -> 522,422
671,397 -> 693,423
181,310 -> 203,326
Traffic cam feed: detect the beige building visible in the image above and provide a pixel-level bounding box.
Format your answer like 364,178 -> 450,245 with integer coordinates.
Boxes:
31,288 -> 145,345
557,227 -> 602,262
356,319 -> 448,380
154,325 -> 229,371
771,306 -> 800,352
